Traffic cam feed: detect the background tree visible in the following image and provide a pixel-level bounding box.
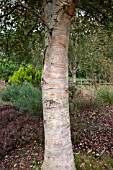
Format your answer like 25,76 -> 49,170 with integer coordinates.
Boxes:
68,3 -> 113,84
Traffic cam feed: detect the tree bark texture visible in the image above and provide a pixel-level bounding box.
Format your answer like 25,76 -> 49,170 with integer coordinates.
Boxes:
42,1 -> 77,170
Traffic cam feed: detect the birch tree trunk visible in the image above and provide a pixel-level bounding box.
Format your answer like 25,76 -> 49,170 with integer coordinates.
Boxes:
70,65 -> 77,86
72,69 -> 76,85
42,1 -> 78,170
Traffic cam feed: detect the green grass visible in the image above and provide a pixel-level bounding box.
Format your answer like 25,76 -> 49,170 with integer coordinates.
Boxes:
75,153 -> 113,170
69,77 -> 93,83
97,86 -> 113,106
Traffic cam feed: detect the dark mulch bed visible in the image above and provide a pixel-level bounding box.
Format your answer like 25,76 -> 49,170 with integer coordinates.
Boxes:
0,142 -> 44,170
1,105 -> 113,169
0,106 -> 44,170
72,106 -> 113,158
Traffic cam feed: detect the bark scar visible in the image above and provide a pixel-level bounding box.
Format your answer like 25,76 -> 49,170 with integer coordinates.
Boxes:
41,77 -> 48,85
44,100 -> 60,108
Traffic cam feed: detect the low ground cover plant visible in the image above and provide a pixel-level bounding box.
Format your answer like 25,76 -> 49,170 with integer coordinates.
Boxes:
0,107 -> 43,158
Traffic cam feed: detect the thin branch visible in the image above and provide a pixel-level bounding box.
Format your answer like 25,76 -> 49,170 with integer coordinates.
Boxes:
27,17 -> 39,37
0,5 -> 19,18
79,6 -> 111,28
85,2 -> 110,20
0,3 -> 50,30
20,3 -> 50,30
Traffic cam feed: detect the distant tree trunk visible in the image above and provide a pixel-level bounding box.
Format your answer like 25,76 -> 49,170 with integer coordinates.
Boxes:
41,1 -> 77,170
70,65 -> 77,86
72,70 -> 76,85
69,29 -> 78,87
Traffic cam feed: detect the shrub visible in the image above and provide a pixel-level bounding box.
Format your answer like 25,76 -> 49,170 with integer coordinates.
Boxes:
0,58 -> 18,81
0,99 -> 13,109
8,64 -> 42,87
0,83 -> 21,102
69,92 -> 100,114
0,81 -> 42,115
97,86 -> 113,106
69,87 -> 101,145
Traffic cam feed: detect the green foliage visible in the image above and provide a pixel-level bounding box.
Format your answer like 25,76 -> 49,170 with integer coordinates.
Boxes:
8,65 -> 42,87
32,158 -> 41,170
69,24 -> 113,82
75,153 -> 113,170
0,57 -> 18,81
0,99 -> 13,109
0,81 -> 42,115
0,83 -> 20,102
97,86 -> 113,106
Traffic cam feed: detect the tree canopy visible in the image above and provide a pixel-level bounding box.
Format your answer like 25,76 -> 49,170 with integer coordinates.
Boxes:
0,0 -> 113,79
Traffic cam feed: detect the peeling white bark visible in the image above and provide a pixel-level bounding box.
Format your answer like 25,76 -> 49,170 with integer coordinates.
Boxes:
42,1 -> 77,169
